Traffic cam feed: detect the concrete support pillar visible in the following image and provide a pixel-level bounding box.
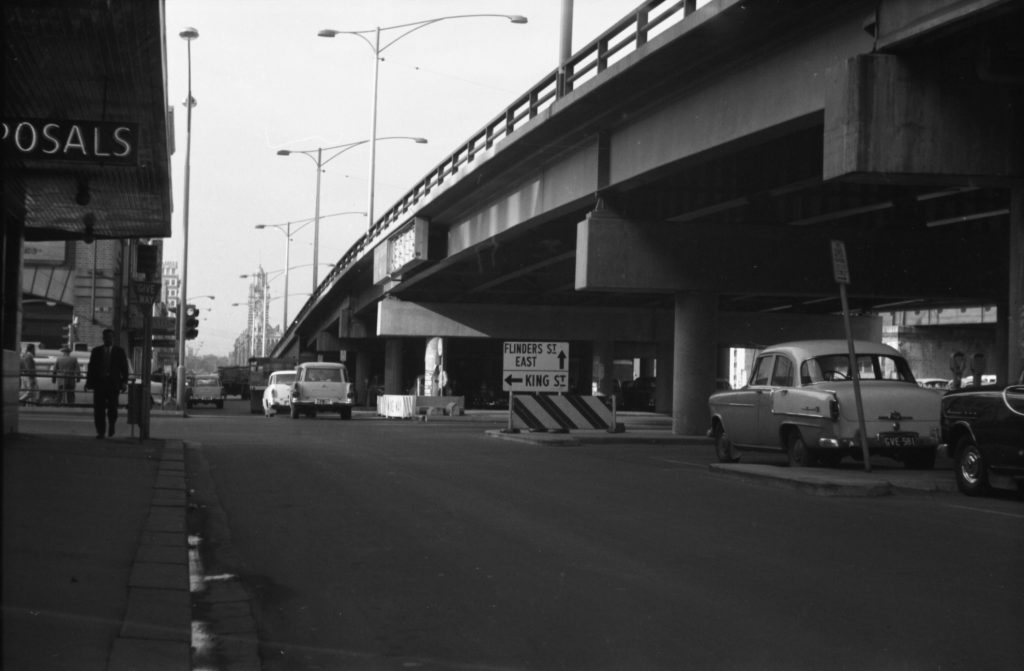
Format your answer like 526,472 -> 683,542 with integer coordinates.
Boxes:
592,339 -> 614,397
655,340 -> 672,413
355,349 -> 371,406
1008,186 -> 1023,383
716,347 -> 731,391
672,292 -> 717,435
384,338 -> 403,395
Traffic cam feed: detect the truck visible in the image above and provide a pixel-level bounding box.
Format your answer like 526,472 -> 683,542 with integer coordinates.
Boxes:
247,356 -> 297,414
217,365 -> 250,398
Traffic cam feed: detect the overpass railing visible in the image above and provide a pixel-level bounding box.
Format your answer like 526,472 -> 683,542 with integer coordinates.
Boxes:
282,0 -> 699,348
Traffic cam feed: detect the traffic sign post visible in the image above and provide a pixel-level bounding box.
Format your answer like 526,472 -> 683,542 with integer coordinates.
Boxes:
503,341 -> 570,433
831,240 -> 871,472
128,281 -> 160,440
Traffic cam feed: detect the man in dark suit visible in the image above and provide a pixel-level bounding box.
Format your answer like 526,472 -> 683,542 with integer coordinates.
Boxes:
86,328 -> 130,438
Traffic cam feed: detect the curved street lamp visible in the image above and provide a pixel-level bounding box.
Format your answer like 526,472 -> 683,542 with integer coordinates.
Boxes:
177,25 -> 199,415
276,138 -> 423,288
318,13 -> 526,228
255,211 -> 365,326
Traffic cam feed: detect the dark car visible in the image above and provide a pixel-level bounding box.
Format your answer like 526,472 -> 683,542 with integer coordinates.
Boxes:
941,370 -> 1024,496
622,377 -> 656,411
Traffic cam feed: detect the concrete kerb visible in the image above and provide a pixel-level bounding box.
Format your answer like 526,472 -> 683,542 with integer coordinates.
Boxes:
709,463 -> 894,497
483,426 -> 957,497
708,463 -> 959,497
108,439 -> 191,671
484,428 -> 701,447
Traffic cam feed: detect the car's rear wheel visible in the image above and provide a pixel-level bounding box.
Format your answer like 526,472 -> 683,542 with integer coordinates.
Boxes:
954,436 -> 988,496
787,431 -> 815,467
340,406 -> 352,420
308,409 -> 317,418
290,404 -> 299,419
712,425 -> 738,463
818,453 -> 843,468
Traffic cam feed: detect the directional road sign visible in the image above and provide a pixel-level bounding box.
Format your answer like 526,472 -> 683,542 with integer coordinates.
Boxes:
502,340 -> 570,392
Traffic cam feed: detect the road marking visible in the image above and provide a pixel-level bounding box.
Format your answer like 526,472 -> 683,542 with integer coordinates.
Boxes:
651,457 -> 706,468
945,503 -> 1024,520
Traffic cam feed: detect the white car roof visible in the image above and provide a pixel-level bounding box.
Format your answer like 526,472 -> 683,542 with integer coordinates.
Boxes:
296,362 -> 345,369
761,340 -> 902,359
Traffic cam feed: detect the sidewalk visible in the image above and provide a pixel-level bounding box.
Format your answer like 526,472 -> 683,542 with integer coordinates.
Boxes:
2,423 -> 191,671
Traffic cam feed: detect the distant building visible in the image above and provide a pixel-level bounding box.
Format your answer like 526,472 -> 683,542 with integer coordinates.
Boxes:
230,267 -> 281,363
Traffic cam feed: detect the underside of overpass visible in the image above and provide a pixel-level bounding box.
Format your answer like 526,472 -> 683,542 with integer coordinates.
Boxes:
277,0 -> 1023,433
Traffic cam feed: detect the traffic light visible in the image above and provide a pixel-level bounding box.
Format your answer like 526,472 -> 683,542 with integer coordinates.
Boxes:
185,304 -> 199,340
60,321 -> 77,348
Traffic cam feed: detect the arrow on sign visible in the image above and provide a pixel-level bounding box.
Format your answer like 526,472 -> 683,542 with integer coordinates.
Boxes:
558,351 -> 566,369
504,375 -> 523,386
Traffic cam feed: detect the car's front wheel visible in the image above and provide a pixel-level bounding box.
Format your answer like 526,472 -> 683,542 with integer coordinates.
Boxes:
290,404 -> 299,419
712,425 -> 738,463
340,405 -> 352,420
954,436 -> 988,496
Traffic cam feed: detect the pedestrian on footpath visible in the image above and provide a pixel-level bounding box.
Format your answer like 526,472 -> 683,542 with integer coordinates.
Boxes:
85,329 -> 129,438
19,344 -> 38,404
52,345 -> 81,406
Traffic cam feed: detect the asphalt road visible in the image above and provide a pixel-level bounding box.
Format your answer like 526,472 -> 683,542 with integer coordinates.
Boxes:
141,399 -> 1023,671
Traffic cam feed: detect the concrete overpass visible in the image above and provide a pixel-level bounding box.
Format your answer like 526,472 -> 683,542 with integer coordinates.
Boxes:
272,0 -> 1023,434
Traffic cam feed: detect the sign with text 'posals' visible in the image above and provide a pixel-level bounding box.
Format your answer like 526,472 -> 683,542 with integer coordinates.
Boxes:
2,118 -> 139,165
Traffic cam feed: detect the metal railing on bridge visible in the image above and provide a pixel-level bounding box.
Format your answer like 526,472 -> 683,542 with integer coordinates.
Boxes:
282,0 -> 699,348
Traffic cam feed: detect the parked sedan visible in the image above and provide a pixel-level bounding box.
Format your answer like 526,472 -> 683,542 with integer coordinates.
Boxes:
941,370 -> 1024,496
261,370 -> 296,416
708,340 -> 942,468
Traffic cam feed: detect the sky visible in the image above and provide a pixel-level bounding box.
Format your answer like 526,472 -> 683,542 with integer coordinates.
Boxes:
163,0 -> 647,357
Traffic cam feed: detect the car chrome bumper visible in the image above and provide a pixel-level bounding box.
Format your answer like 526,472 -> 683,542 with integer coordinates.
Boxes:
816,436 -> 941,450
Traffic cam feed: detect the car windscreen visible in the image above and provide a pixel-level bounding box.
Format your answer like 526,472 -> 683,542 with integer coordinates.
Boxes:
304,368 -> 342,382
274,374 -> 296,385
801,354 -> 915,384
195,376 -> 220,386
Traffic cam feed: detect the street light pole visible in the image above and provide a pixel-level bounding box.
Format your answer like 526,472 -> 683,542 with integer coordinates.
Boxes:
262,271 -> 269,356
256,211 -> 366,324
313,148 -> 322,289
255,221 -> 298,327
177,26 -> 199,415
283,222 -> 291,327
319,14 -> 527,229
367,26 -> 381,231
277,139 -> 423,290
